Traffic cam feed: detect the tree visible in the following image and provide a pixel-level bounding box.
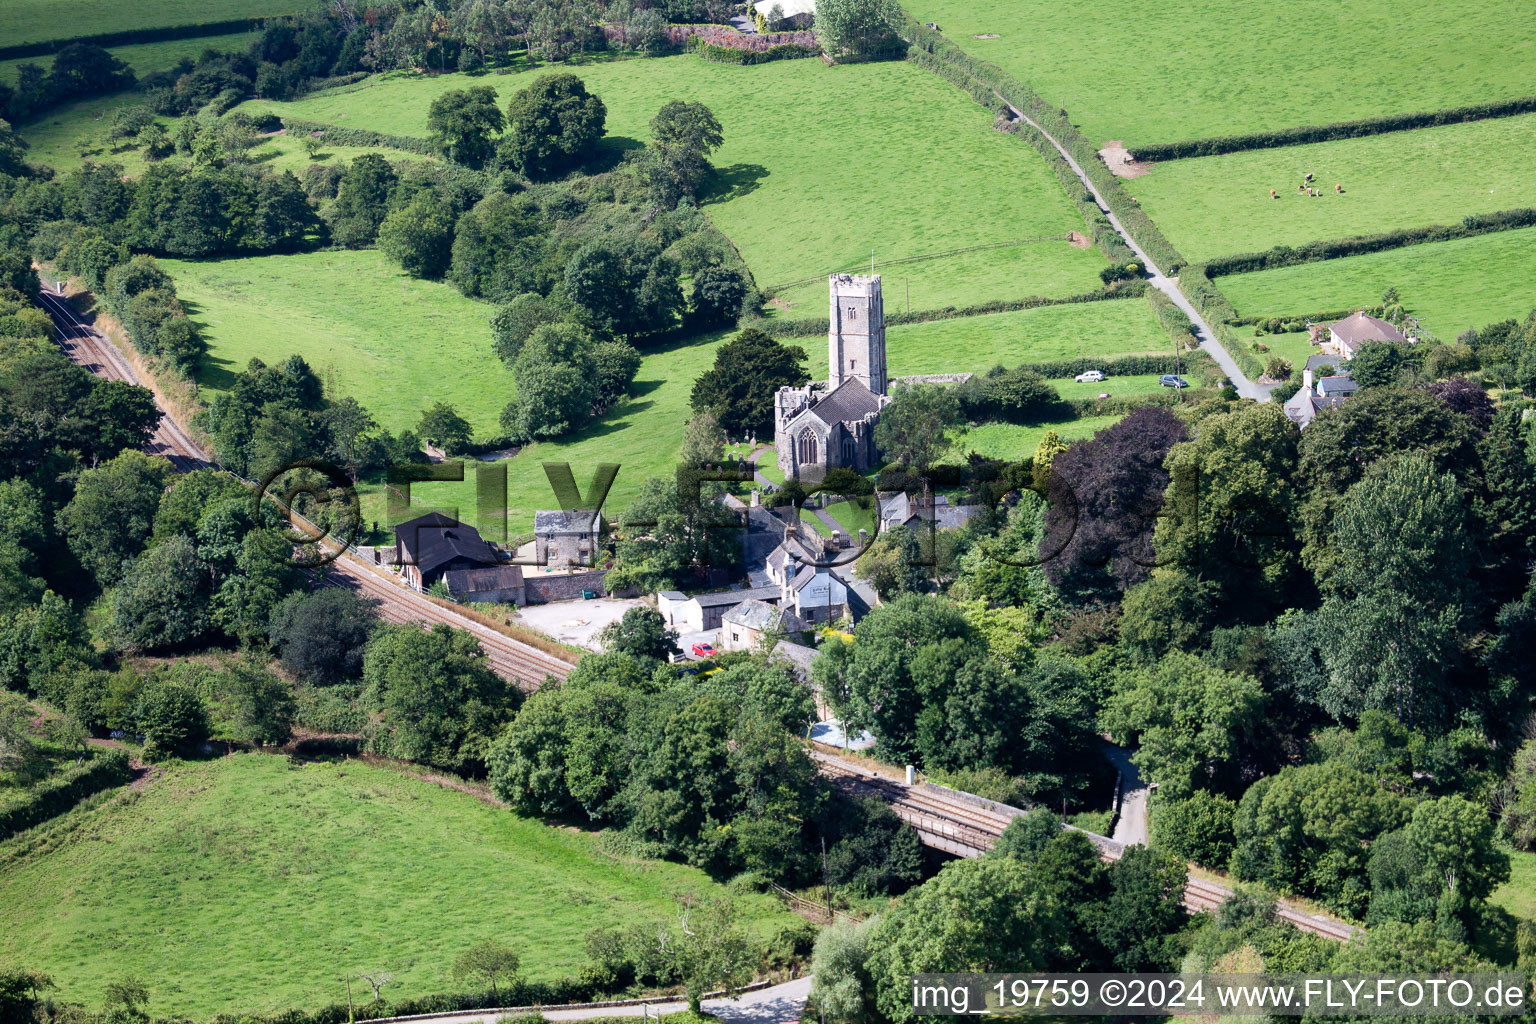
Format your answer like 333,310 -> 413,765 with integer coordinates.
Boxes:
825,796 -> 923,895
1031,428 -> 1067,488
669,895 -> 757,1013
597,606 -> 679,664
489,291 -> 568,363
107,534 -> 210,652
873,383 -> 959,471
809,918 -> 881,1024
362,624 -> 521,773
57,450 -> 174,587
268,588 -> 379,684
1090,845 -> 1188,971
1317,452 -> 1470,727
679,412 -> 726,466
1231,760 -> 1409,916
426,85 -> 504,166
451,195 -> 552,302
502,73 -> 607,179
451,939 -> 520,996
562,235 -> 683,340
689,265 -> 748,327
1103,651 -> 1268,798
641,101 -> 724,208
378,191 -> 455,279
102,975 -> 150,1016
417,401 -> 474,454
699,659 -> 816,735
814,0 -> 895,56
1151,790 -> 1237,869
1042,407 -> 1187,601
500,322 -> 602,441
133,680 -> 208,760
330,153 -> 398,248
221,663 -> 296,746
689,327 -> 809,438
1403,795 -> 1509,905
866,857 -> 1068,1024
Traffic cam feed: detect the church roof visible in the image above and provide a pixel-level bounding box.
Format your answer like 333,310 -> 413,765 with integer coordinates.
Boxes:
809,378 -> 883,425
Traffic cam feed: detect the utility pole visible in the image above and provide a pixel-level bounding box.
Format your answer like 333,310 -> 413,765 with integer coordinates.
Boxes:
906,278 -> 910,313
345,976 -> 354,1024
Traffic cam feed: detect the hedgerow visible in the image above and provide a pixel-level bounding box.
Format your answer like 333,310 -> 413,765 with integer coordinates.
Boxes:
747,282 -> 1145,336
1204,207 -> 1536,277
0,750 -> 132,840
280,118 -> 439,157
1128,96 -> 1536,162
0,17 -> 275,61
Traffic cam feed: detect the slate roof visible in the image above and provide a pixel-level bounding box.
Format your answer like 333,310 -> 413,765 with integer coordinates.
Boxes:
724,599 -> 779,631
395,512 -> 500,576
534,509 -> 600,534
1330,310 -> 1406,347
1317,375 -> 1358,396
808,378 -> 883,425
443,564 -> 524,594
1305,353 -> 1342,374
691,585 -> 781,608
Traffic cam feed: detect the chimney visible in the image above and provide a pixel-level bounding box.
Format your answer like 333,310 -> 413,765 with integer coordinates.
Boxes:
1302,367 -> 1314,393
750,488 -> 761,508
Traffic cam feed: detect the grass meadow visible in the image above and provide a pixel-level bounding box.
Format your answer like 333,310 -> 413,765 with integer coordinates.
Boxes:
0,754 -> 796,1018
0,30 -> 261,82
1492,850 -> 1536,920
15,92 -> 418,179
885,297 -> 1178,371
904,0 -> 1536,146
1216,225 -> 1536,338
948,415 -> 1123,463
165,250 -> 514,437
0,0 -> 292,47
1132,114 -> 1536,262
241,55 -> 1107,310
354,328 -> 736,538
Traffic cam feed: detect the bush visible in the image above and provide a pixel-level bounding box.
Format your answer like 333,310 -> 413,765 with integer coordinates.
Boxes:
134,681 -> 209,760
1151,790 -> 1237,868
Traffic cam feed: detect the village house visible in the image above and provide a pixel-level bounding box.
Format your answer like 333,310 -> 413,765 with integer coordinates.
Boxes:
722,599 -> 781,651
1319,310 -> 1408,359
534,509 -> 603,567
657,585 -> 781,633
1283,362 -> 1357,429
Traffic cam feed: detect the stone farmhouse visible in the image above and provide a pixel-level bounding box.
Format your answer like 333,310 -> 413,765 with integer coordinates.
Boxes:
534,509 -> 603,567
774,274 -> 891,480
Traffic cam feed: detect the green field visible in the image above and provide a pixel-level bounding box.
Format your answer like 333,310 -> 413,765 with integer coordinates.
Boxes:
1216,226 -> 1536,338
904,0 -> 1536,147
15,92 -> 417,179
885,297 -> 1177,372
1,30 -> 260,83
948,415 -> 1124,463
1492,850 -> 1535,921
357,328 -> 736,537
165,250 -> 515,437
0,754 -> 795,1018
0,0 -> 293,47
242,56 -> 1107,310
1133,115 -> 1536,262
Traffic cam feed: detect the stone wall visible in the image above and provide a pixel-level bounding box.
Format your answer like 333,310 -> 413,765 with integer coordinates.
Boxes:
524,570 -> 613,604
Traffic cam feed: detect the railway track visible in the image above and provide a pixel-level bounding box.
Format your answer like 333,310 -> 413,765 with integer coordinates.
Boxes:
37,285 -> 575,690
812,749 -> 1359,941
40,287 -> 210,473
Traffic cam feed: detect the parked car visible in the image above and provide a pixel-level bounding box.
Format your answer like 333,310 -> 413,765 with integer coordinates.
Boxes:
1074,369 -> 1106,383
691,642 -> 716,658
1159,374 -> 1189,388
667,650 -> 688,664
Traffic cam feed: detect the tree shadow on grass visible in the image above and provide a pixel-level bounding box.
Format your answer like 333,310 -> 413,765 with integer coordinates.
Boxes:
702,163 -> 768,205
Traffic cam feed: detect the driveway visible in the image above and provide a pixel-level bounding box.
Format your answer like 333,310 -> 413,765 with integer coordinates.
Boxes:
1101,742 -> 1148,846
513,597 -> 648,651
402,976 -> 812,1024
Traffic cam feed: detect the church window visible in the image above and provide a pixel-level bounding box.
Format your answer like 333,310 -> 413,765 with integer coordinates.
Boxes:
841,437 -> 856,464
797,429 -> 818,465
847,307 -> 857,320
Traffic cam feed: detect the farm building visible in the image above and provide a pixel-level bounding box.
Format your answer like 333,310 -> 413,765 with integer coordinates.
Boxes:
393,511 -> 506,594
657,586 -> 782,633
723,599 -> 781,651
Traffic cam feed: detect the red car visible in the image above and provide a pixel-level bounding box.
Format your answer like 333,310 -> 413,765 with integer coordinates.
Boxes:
691,642 -> 716,658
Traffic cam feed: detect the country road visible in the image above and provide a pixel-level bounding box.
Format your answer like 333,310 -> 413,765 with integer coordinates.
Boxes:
389,976 -> 813,1024
36,284 -> 576,690
997,107 -> 1271,401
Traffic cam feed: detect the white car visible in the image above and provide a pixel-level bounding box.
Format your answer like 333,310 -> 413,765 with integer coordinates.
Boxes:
1074,370 -> 1106,383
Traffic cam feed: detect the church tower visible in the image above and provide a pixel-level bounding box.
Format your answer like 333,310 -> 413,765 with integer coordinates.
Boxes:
827,273 -> 886,395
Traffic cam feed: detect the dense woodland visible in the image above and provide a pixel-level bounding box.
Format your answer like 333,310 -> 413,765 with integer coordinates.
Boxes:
1,0 -> 1536,1022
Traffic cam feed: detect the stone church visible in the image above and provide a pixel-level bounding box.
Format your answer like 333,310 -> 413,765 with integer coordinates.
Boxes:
774,273 -> 890,481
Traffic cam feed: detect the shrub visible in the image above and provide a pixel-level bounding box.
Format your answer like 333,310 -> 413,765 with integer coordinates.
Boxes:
1151,790 -> 1237,868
